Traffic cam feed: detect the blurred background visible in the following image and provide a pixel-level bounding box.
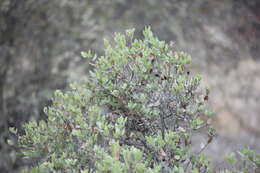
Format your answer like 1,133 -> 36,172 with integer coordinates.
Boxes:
0,0 -> 259,171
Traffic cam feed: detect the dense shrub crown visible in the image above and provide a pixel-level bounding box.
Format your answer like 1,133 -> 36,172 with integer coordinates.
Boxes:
12,27 -> 259,172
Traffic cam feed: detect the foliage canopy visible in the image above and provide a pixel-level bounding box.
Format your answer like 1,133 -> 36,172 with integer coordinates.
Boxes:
12,27 -> 259,173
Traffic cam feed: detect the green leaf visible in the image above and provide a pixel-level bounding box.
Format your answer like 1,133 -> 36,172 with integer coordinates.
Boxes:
81,50 -> 92,59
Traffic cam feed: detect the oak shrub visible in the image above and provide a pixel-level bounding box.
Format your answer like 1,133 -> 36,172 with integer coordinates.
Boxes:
12,28 -> 259,172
